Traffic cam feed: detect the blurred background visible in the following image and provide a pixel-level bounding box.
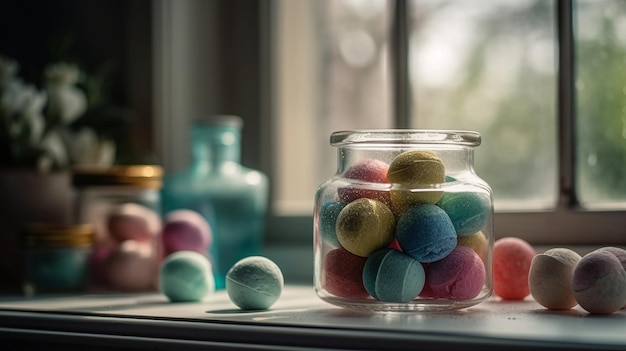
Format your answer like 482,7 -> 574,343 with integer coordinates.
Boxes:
1,0 -> 626,286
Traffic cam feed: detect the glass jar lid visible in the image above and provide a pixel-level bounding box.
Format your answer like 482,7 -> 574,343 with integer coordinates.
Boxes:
23,223 -> 94,248
330,130 -> 481,147
72,165 -> 163,189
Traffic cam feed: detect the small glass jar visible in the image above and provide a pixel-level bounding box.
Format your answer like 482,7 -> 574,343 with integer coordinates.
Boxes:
314,130 -> 493,312
72,165 -> 163,291
22,223 -> 94,295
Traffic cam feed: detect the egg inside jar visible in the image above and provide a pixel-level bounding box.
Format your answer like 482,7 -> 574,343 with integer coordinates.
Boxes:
314,130 -> 493,312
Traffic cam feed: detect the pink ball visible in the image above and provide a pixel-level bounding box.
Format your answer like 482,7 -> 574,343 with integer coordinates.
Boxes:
338,159 -> 390,204
323,247 -> 369,299
162,209 -> 212,255
573,250 -> 626,314
426,246 -> 485,300
106,240 -> 158,292
107,203 -> 161,242
493,237 -> 536,300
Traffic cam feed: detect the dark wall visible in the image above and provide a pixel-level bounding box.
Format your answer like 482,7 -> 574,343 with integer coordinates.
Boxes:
0,0 -> 154,163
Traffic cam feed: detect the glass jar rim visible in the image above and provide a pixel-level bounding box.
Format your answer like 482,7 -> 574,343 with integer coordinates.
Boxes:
330,129 -> 481,147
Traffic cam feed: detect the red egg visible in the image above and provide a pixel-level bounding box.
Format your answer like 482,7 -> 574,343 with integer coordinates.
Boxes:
323,247 -> 370,298
493,237 -> 536,300
337,159 -> 390,204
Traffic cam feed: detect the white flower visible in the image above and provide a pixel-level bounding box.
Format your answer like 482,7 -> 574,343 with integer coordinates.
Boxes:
45,62 -> 80,86
37,130 -> 69,172
1,79 -> 47,143
0,56 -> 18,85
70,128 -> 116,167
45,62 -> 87,125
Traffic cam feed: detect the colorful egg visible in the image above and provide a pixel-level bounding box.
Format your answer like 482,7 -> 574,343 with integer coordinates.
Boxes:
335,198 -> 395,257
528,247 -> 581,310
226,256 -> 284,310
159,250 -> 215,302
338,159 -> 391,204
493,237 -> 536,300
362,248 -> 425,303
387,150 -> 445,214
323,247 -> 369,298
395,204 -> 457,263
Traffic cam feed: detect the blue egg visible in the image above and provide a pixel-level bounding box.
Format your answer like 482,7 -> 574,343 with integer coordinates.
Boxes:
362,248 -> 425,303
226,256 -> 284,310
437,192 -> 491,237
159,251 -> 215,302
396,204 -> 457,263
319,201 -> 344,247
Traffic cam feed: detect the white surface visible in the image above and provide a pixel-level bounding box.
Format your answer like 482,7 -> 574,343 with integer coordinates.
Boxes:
1,285 -> 626,350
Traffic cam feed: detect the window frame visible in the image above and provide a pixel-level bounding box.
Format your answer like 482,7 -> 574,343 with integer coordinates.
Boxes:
153,0 -> 626,249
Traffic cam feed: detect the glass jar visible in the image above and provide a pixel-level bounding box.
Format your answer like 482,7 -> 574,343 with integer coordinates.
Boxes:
161,115 -> 268,289
314,130 -> 493,312
22,223 -> 94,295
72,165 -> 163,291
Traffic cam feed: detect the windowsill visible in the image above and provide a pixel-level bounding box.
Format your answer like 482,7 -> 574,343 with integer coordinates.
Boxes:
0,285 -> 625,350
262,242 -> 618,286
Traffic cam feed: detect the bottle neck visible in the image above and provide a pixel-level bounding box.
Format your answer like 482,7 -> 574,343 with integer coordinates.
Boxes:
191,124 -> 241,174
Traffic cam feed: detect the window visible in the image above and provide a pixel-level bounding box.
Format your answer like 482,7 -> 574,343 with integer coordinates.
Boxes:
154,0 -> 626,249
271,0 -> 626,245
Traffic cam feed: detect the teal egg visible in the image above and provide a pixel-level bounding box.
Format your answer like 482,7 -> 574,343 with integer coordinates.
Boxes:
437,192 -> 491,237
362,248 -> 425,303
159,251 -> 215,302
226,256 -> 284,310
319,201 -> 343,247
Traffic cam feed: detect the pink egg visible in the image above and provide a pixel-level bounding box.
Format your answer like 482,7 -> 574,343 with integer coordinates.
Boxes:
323,247 -> 369,299
337,159 -> 390,205
106,240 -> 158,292
426,246 -> 485,300
573,250 -> 626,314
493,237 -> 536,300
161,209 -> 212,256
107,203 -> 161,242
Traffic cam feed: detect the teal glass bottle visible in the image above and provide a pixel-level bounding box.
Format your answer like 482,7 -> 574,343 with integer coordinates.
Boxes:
161,116 -> 268,289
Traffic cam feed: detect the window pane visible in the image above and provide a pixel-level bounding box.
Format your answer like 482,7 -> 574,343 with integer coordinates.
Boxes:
575,0 -> 626,209
275,0 -> 392,214
408,0 -> 558,210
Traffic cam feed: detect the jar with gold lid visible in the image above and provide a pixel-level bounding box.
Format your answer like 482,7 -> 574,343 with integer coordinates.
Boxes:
72,165 -> 163,291
22,223 -> 94,295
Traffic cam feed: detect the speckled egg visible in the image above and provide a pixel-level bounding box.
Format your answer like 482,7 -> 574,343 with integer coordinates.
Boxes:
161,209 -> 212,256
573,250 -> 626,314
362,248 -> 425,303
387,150 -> 445,214
436,192 -> 491,237
226,256 -> 284,310
493,237 -> 536,300
338,159 -> 391,205
395,204 -> 457,263
159,250 -> 215,302
335,198 -> 395,257
528,248 -> 581,310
